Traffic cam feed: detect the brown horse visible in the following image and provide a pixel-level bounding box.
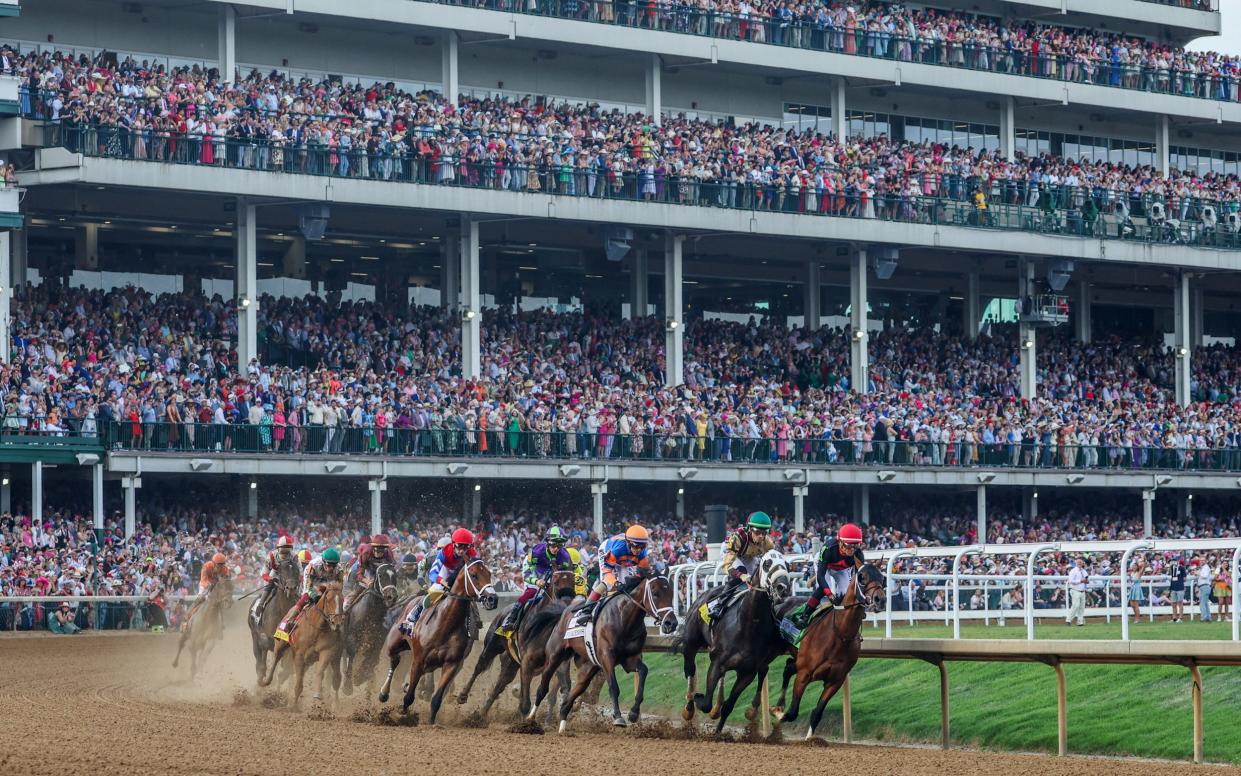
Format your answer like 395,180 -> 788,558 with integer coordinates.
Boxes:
376,558 -> 498,723
173,576 -> 234,677
528,569 -> 678,732
773,563 -> 886,739
455,569 -> 577,720
259,582 -> 345,708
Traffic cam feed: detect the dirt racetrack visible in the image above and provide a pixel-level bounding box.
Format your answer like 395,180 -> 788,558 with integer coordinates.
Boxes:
0,628 -> 1226,776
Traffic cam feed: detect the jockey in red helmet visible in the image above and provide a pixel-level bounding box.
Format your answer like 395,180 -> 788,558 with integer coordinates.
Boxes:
400,528 -> 478,635
789,523 -> 866,629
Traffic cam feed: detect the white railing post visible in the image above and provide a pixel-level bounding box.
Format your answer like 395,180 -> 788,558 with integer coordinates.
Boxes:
952,546 -> 981,640
1026,544 -> 1059,640
1120,541 -> 1153,641
886,549 -> 915,638
1232,546 -> 1240,642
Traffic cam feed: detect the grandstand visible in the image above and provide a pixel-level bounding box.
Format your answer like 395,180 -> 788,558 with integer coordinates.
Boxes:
0,0 -> 1239,552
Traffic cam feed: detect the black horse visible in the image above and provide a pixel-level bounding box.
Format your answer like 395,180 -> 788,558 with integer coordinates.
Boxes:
248,557 -> 301,684
675,550 -> 794,734
341,563 -> 398,695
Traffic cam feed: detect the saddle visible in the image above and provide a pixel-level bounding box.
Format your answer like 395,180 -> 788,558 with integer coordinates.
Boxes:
572,591 -> 617,628
699,583 -> 750,625
779,601 -> 836,647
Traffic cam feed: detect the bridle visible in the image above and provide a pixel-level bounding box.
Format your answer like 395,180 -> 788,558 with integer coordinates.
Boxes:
346,563 -> 399,613
755,554 -> 792,601
316,584 -> 346,629
446,559 -> 497,603
840,565 -> 884,614
619,574 -> 677,633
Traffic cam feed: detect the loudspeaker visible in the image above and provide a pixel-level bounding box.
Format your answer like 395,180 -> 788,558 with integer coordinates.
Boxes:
704,504 -> 728,545
299,203 -> 330,241
1046,259 -> 1074,292
604,226 -> 633,262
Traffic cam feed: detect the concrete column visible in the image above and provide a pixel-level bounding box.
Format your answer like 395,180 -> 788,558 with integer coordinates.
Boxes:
463,481 -> 481,523
10,228 -> 26,289
664,233 -> 684,388
281,234 -> 307,278
853,485 -> 870,526
591,481 -> 608,538
803,261 -> 821,331
629,248 -> 649,319
976,485 -> 987,542
645,54 -> 662,127
75,223 -> 99,270
849,248 -> 869,393
1191,285 -> 1204,348
793,485 -> 807,534
92,463 -> 104,533
0,471 -> 10,515
1177,491 -> 1193,521
369,478 -> 386,537
122,475 -> 140,540
31,460 -> 41,526
247,481 -> 258,519
1019,324 -> 1037,400
675,487 -> 685,521
236,197 -> 258,373
831,79 -> 847,139
441,232 -> 459,310
0,232 -> 9,364
1142,490 -> 1155,538
1156,114 -> 1171,175
441,31 -> 459,105
218,5 -> 236,85
964,271 -> 980,340
1173,272 -> 1192,406
1000,96 -> 1015,160
1022,488 -> 1038,521
460,217 -> 481,378
1075,280 -> 1092,344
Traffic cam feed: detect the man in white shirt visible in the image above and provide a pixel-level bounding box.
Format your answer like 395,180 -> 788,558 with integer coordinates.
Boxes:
1195,558 -> 1214,623
1066,556 -> 1088,626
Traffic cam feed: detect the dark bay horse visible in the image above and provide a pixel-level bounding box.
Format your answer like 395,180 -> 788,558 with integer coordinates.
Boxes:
456,569 -> 577,719
173,576 -> 234,678
248,558 -> 301,683
774,563 -> 886,739
259,582 -> 345,708
677,550 -> 793,734
376,559 -> 497,723
528,569 -> 678,732
341,563 -> 398,695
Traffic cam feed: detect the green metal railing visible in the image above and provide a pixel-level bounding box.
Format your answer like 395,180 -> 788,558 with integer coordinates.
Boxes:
104,421 -> 1241,472
41,124 -> 1241,250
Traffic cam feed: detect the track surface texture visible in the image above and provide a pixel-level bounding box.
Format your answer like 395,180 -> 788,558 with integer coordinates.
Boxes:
0,630 -> 1227,776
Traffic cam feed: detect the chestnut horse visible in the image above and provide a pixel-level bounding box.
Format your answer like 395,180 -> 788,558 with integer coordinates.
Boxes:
528,569 -> 678,732
173,576 -> 234,678
774,563 -> 886,739
259,582 -> 345,708
376,558 -> 497,722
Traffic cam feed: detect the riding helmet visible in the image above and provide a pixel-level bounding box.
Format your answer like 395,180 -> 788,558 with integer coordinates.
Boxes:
624,525 -> 650,545
322,548 -> 341,564
451,527 -> 475,546
837,523 -> 864,545
546,526 -> 567,544
746,511 -> 773,530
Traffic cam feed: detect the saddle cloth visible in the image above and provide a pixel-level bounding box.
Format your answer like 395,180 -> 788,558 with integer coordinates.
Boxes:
563,621 -> 601,666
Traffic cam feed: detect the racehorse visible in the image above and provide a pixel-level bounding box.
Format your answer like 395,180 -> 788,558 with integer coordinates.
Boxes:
248,557 -> 301,683
528,568 -> 678,732
173,576 -> 234,678
259,581 -> 345,708
773,562 -> 886,739
455,569 -> 577,719
376,559 -> 498,723
676,550 -> 793,734
341,563 -> 399,695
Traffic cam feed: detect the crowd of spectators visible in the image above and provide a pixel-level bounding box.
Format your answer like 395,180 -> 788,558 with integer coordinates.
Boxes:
9,40 -> 1241,231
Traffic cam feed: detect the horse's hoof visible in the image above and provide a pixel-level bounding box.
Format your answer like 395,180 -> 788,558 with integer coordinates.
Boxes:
378,692 -> 390,703
681,707 -> 694,722
744,706 -> 757,722
803,727 -> 816,742
693,693 -> 710,714
612,716 -> 628,728
780,712 -> 795,724
558,720 -> 567,734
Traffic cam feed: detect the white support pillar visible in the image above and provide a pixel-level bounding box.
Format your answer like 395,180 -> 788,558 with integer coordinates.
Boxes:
849,248 -> 869,393
831,79 -> 847,139
464,481 -> 481,523
976,485 -> 987,543
1156,115 -> 1171,176
0,471 -> 10,515
1075,280 -> 1092,344
1178,491 -> 1193,521
645,54 -> 662,127
369,478 -> 386,537
217,5 -> 236,84
964,271 -> 980,340
247,481 -> 258,519
460,217 -> 481,378
10,228 -> 26,289
441,31 -> 459,105
675,487 -> 685,521
0,232 -> 9,364
853,485 -> 870,526
664,233 -> 684,388
793,485 -> 807,534
1191,285 -> 1204,348
1142,490 -> 1155,538
236,197 -> 258,373
92,463 -> 104,534
122,475 -> 140,540
31,460 -> 42,526
1017,260 -> 1036,400
629,248 -> 649,319
441,232 -> 459,310
1174,272 -> 1192,406
75,223 -> 99,270
803,261 -> 821,331
591,481 -> 608,538
1022,488 -> 1039,521
1000,96 -> 1015,160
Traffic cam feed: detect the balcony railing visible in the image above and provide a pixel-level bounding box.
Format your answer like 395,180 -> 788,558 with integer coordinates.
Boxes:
38,123 -> 1241,251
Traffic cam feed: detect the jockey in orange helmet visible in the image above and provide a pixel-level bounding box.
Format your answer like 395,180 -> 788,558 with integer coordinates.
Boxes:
587,524 -> 651,603
254,536 -> 298,623
789,523 -> 866,628
399,528 -> 477,635
187,552 -> 231,622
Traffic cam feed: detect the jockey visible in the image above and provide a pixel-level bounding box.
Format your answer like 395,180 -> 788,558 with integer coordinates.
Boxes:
719,511 -> 776,588
567,547 -> 588,596
186,552 -> 230,622
274,548 -> 343,642
350,533 -> 394,587
495,526 -> 574,638
788,523 -> 866,629
254,536 -> 298,623
587,525 -> 651,604
298,549 -> 313,567
400,528 -> 478,635
419,536 -> 452,587
396,552 -> 421,597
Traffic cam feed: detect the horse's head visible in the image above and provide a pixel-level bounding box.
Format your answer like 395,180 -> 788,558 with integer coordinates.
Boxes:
754,549 -> 792,604
549,569 -> 577,601
454,559 -> 498,610
318,582 -> 346,630
852,563 -> 887,614
637,572 -> 678,635
212,576 -> 235,609
277,558 -> 300,593
373,563 -> 398,607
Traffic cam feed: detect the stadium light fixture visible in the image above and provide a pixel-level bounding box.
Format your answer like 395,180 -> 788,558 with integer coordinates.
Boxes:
876,470 -> 896,482
1,478 -> 8,486
851,329 -> 865,342
1176,346 -> 1189,358
461,308 -> 476,321
324,461 -> 348,474
474,483 -> 482,492
75,453 -> 100,466
665,319 -> 679,332
1020,339 -> 1033,350
977,473 -> 996,484
558,464 -> 581,477
239,297 -> 252,308
1066,474 -> 1085,484
446,463 -> 470,476
677,488 -> 684,496
249,481 -> 258,490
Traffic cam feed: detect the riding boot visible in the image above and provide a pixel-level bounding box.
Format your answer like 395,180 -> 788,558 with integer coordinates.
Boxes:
495,602 -> 523,638
253,585 -> 274,625
788,603 -> 811,629
400,603 -> 424,636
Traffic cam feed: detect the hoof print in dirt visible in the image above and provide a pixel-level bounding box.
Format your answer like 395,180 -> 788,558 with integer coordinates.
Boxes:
460,711 -> 489,729
375,707 -> 419,727
307,704 -> 335,722
231,688 -> 252,707
507,720 -> 545,735
260,691 -> 288,709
